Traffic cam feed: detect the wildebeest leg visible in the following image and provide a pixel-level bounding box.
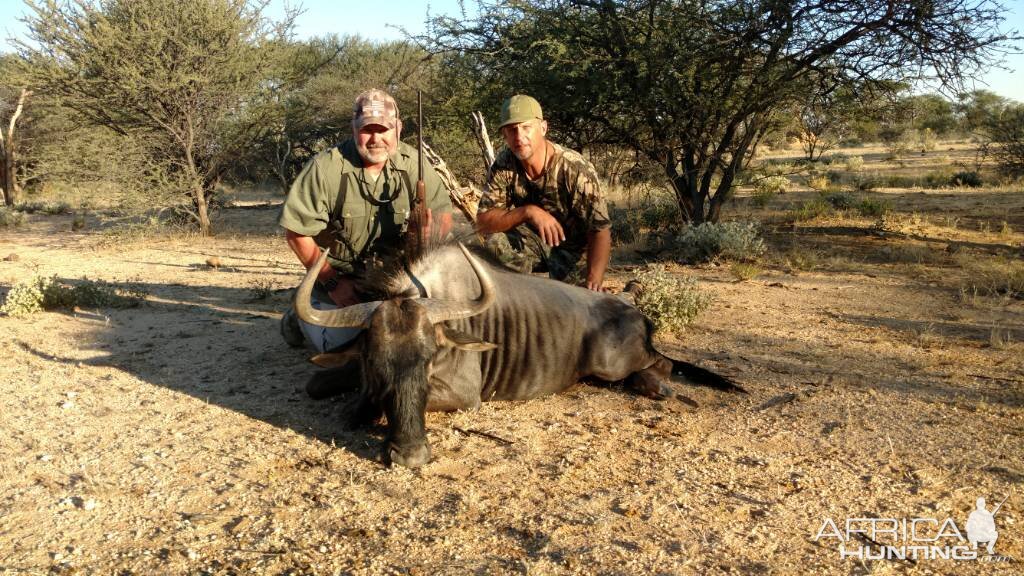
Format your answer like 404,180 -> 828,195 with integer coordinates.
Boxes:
305,360 -> 361,400
344,392 -> 383,430
627,356 -> 674,400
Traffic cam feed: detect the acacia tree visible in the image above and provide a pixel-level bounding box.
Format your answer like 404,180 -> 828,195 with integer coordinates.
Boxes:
17,0 -> 294,235
426,0 -> 1017,223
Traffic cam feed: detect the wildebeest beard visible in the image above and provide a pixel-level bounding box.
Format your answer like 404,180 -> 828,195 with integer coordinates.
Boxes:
360,298 -> 438,456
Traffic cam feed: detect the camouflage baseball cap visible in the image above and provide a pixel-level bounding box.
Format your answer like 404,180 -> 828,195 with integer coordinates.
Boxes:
499,94 -> 543,128
352,89 -> 400,131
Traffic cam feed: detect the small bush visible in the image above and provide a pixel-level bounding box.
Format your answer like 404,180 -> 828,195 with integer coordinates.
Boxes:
783,247 -> 822,271
632,264 -> 713,334
249,279 -> 275,301
14,201 -> 72,215
754,175 -> 789,196
791,198 -> 834,221
924,168 -> 954,188
857,198 -> 892,217
1,207 -> 26,227
807,175 -> 830,191
640,201 -> 680,229
0,275 -> 147,317
823,191 -> 856,210
951,171 -> 983,187
845,155 -> 865,172
730,262 -> 761,281
672,221 -> 766,263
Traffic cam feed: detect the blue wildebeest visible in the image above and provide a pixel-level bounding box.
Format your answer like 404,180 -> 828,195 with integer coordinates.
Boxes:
295,243 -> 741,468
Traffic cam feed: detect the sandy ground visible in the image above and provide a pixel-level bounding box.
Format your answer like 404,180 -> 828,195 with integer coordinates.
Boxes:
1,183 -> 1022,575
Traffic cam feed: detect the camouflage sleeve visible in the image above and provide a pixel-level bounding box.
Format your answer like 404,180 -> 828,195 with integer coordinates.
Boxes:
479,160 -> 512,212
278,155 -> 331,236
573,160 -> 611,231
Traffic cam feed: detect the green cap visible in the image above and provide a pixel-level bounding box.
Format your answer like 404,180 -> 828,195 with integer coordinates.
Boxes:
499,94 -> 543,128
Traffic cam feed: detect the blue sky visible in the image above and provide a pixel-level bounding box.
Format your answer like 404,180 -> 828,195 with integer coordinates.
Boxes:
2,0 -> 1022,102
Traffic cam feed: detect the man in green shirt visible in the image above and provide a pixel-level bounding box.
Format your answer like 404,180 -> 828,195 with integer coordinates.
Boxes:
477,95 -> 612,291
279,88 -> 453,353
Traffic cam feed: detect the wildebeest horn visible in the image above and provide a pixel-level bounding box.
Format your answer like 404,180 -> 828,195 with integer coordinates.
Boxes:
419,243 -> 496,324
293,248 -> 381,329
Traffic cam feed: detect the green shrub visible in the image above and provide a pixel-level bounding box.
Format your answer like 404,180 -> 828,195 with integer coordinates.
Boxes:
823,191 -> 856,210
672,221 -> 766,263
632,264 -> 713,334
0,275 -> 147,317
951,171 -> 983,187
754,175 -> 789,196
0,207 -> 26,227
857,198 -> 892,217
792,198 -> 834,221
640,200 -> 680,229
845,155 -> 865,172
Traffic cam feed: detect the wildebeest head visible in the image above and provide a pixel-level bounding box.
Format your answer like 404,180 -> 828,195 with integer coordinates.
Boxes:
294,243 -> 496,468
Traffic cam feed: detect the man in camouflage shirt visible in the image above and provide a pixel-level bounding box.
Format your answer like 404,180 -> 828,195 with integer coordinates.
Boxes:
477,95 -> 612,290
278,88 -> 453,357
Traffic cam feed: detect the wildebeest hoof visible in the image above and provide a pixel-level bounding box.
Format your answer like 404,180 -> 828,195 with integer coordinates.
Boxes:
344,399 -> 382,430
386,443 -> 431,469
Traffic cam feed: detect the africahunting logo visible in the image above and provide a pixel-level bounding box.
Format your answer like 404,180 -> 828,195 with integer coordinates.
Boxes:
814,495 -> 1014,562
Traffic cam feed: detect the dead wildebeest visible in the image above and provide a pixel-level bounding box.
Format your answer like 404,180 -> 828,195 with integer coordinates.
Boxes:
295,242 -> 743,468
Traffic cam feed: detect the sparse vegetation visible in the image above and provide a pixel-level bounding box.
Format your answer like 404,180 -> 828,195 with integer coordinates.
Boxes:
13,201 -> 72,215
631,265 -> 713,334
856,198 -> 892,217
0,207 -> 26,227
249,279 -> 275,301
730,262 -> 762,281
0,275 -> 147,317
791,198 -> 834,221
957,256 -> 1024,299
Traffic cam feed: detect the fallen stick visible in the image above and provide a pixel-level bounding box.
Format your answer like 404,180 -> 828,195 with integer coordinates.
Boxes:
453,426 -> 513,445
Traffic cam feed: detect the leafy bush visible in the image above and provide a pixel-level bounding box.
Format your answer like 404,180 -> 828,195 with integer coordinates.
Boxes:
857,198 -> 892,217
754,175 -> 789,196
951,171 -> 982,187
632,265 -> 713,334
1,275 -> 148,317
672,221 -> 766,263
844,155 -> 865,172
823,191 -> 856,209
0,207 -> 26,227
610,205 -> 644,245
640,200 -> 680,229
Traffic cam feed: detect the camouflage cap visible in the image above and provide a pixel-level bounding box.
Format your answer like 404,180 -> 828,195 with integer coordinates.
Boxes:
499,94 -> 543,128
352,89 -> 400,131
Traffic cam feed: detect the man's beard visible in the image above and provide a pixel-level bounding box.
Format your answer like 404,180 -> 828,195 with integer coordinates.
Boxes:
511,143 -> 534,162
357,143 -> 391,165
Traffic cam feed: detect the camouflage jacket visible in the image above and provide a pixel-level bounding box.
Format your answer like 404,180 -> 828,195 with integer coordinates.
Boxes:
481,142 -> 610,254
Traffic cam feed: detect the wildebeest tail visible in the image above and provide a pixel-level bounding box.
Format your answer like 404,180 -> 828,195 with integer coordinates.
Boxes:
670,359 -> 747,393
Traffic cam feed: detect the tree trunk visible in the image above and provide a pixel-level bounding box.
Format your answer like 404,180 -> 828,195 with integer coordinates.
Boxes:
194,182 -> 211,236
0,88 -> 30,206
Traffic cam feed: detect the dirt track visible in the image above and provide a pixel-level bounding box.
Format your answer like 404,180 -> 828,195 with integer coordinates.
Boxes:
1,194 -> 1022,574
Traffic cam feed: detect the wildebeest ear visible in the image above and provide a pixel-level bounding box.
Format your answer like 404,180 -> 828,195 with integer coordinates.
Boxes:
435,325 -> 497,352
310,348 -> 361,368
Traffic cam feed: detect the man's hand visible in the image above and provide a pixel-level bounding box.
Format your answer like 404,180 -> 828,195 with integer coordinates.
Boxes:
327,276 -> 360,307
526,205 -> 565,247
586,279 -> 608,292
